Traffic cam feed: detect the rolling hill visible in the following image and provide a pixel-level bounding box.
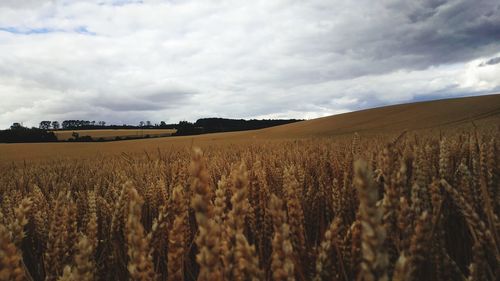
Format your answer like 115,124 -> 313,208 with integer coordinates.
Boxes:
255,93 -> 500,138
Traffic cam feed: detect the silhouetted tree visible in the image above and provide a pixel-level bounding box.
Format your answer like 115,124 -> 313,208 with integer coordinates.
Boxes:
10,123 -> 23,130
39,121 -> 51,130
52,121 -> 60,130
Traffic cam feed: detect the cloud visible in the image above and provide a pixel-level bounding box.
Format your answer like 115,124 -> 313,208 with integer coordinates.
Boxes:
461,55 -> 500,91
0,0 -> 499,128
479,57 -> 500,66
0,0 -> 54,9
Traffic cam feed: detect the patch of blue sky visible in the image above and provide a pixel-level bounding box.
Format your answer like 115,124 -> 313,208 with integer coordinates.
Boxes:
75,26 -> 97,36
0,27 -> 54,35
0,26 -> 96,36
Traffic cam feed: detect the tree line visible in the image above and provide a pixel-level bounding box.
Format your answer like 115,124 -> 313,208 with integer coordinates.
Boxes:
0,124 -> 57,143
37,120 -> 177,130
35,118 -> 302,134
173,118 -> 303,135
1,118 -> 302,143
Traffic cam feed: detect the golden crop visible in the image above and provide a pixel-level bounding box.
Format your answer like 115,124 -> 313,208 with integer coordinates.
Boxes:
0,129 -> 498,281
52,129 -> 176,141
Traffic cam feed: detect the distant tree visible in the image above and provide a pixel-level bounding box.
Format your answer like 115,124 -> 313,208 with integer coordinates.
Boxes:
10,123 -> 23,130
62,120 -> 78,129
91,121 -> 96,126
98,121 -> 106,127
160,121 -> 167,127
51,121 -> 60,130
139,121 -> 145,127
39,121 -> 52,130
1,127 -> 57,143
146,121 -> 152,127
174,121 -> 203,135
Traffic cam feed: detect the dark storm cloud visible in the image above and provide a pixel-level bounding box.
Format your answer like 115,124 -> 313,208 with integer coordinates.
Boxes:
313,0 -> 500,80
396,0 -> 500,64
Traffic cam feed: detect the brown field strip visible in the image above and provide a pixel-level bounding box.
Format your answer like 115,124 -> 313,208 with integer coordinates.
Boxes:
51,129 -> 176,140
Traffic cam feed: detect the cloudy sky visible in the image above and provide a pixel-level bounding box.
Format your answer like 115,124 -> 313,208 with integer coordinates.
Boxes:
1,0 -> 499,128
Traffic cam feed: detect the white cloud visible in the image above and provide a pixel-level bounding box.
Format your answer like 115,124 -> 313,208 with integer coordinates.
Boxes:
0,0 -> 499,128
460,54 -> 500,91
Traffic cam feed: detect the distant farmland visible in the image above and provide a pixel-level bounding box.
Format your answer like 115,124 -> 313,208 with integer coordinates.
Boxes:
51,128 -> 176,141
1,94 -> 498,163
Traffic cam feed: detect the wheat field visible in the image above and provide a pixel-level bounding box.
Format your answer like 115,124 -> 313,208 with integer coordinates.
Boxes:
0,126 -> 499,281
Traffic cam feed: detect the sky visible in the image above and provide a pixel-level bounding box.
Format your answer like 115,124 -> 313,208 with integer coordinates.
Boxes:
0,0 -> 499,128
